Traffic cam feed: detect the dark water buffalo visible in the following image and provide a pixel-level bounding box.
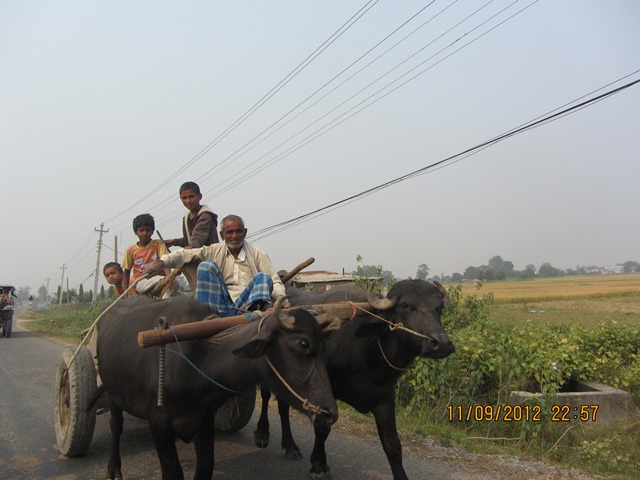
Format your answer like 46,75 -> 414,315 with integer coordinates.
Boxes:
255,279 -> 455,480
97,295 -> 337,480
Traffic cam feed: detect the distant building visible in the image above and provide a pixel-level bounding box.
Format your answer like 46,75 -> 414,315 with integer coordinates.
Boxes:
604,265 -> 624,274
290,270 -> 382,293
290,271 -> 355,293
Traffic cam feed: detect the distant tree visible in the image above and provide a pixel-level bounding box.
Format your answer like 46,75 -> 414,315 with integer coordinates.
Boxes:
484,269 -> 497,281
38,285 -> 48,302
353,255 -> 396,292
416,264 -> 430,281
354,264 -> 381,277
78,284 -> 85,303
486,255 -> 515,279
100,285 -> 106,300
451,272 -> 463,283
464,265 -> 482,280
16,286 -> 31,303
108,285 -> 115,300
538,262 -> 560,277
519,264 -> 536,279
623,261 -> 640,273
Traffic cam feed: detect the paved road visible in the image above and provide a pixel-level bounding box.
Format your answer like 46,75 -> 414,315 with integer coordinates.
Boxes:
0,317 -> 569,480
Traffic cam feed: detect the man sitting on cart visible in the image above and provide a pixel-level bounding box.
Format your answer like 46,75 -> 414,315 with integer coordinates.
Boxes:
144,214 -> 289,316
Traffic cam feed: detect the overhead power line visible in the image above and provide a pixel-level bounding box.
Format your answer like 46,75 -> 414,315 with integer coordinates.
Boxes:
249,74 -> 640,241
104,0 -> 380,225
203,0 -> 536,202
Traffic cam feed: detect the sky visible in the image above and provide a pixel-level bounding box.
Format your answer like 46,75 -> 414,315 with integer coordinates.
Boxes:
1,0 -> 639,295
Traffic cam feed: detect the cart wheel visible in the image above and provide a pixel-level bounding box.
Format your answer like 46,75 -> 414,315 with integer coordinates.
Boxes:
54,347 -> 97,456
215,388 -> 256,432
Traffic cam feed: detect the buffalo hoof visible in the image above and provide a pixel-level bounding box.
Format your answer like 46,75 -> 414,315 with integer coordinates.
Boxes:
284,447 -> 303,460
106,468 -> 123,479
253,429 -> 270,449
309,462 -> 332,480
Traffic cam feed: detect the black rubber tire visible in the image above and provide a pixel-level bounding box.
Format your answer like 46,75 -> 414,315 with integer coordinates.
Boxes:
54,347 -> 97,456
0,311 -> 10,338
3,317 -> 11,338
214,388 -> 257,432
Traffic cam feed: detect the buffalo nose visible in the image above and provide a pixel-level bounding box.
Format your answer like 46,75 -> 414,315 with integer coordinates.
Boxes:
423,334 -> 455,357
316,409 -> 338,427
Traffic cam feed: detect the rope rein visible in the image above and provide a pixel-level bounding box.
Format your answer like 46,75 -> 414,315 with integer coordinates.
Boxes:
258,315 -> 328,420
347,302 -> 435,372
165,327 -> 238,393
162,314 -> 329,421
347,302 -> 436,341
376,337 -> 407,371
264,356 -> 328,420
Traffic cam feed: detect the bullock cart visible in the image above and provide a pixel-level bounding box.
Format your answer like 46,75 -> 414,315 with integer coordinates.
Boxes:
53,287 -> 373,458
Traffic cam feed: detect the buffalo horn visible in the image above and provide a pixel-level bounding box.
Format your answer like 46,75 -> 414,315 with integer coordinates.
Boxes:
366,285 -> 397,311
433,280 -> 448,306
274,295 -> 296,330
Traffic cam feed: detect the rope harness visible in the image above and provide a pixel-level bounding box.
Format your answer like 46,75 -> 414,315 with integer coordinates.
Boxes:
347,302 -> 437,372
257,316 -> 329,422
154,313 -> 329,422
153,300 -> 434,412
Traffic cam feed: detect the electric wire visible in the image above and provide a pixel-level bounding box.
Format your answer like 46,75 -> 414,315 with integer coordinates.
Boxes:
249,75 -> 640,241
192,1 -> 440,187
206,0 -> 532,200
117,1 -> 521,234
103,0 -> 380,225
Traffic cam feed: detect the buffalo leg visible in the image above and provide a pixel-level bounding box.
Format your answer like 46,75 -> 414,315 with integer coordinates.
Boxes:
149,422 -> 184,480
254,386 -> 271,449
309,422 -> 332,480
372,399 -> 408,480
106,405 -> 124,480
278,399 -> 303,459
193,407 -> 216,480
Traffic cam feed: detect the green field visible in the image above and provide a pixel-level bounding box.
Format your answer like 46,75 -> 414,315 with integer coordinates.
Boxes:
458,274 -> 640,327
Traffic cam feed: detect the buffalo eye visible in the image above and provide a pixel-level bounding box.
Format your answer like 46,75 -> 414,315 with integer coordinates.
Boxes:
300,338 -> 310,352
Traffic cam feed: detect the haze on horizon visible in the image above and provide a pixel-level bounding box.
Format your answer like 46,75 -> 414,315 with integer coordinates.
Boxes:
1,0 -> 638,295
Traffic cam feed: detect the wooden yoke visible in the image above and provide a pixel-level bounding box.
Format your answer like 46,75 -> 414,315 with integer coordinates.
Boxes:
137,301 -> 372,349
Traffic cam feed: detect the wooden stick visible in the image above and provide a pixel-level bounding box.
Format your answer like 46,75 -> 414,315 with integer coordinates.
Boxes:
281,257 -> 315,284
137,301 -> 372,348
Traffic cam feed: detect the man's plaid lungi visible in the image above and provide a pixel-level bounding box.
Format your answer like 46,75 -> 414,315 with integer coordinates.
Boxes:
195,260 -> 273,317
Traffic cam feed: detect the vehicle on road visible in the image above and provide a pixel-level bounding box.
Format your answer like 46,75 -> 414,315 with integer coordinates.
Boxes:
0,285 -> 16,338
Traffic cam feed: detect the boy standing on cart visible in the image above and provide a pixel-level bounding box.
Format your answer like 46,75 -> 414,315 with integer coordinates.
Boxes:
163,182 -> 219,289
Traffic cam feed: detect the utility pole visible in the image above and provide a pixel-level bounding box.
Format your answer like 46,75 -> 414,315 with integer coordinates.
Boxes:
93,223 -> 109,303
46,277 -> 51,307
114,235 -> 118,262
58,265 -> 66,308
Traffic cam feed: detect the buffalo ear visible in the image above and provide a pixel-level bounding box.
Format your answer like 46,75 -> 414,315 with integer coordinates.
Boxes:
354,319 -> 388,337
233,339 -> 269,359
233,318 -> 276,358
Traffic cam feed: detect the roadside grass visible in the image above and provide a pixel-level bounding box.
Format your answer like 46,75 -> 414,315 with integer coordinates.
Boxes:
24,305 -> 100,343
394,408 -> 640,479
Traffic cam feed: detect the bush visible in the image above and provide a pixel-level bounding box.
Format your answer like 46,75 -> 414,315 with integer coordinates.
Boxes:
395,284 -> 640,476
